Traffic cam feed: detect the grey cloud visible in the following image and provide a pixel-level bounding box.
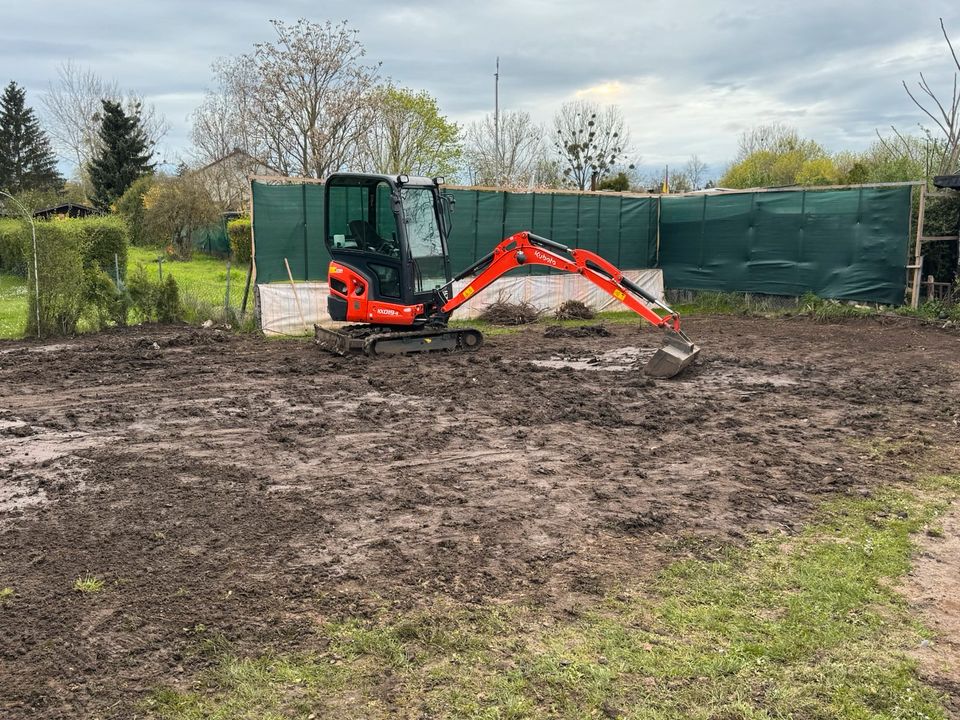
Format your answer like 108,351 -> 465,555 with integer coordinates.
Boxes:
3,0 -> 960,169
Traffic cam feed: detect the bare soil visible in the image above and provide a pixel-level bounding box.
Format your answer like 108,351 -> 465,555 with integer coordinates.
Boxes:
1,315 -> 959,718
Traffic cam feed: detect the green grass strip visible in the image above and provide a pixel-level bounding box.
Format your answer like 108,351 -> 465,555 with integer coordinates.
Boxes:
145,476 -> 960,719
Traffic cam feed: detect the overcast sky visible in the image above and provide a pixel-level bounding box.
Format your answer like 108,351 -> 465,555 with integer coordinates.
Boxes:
4,0 -> 960,180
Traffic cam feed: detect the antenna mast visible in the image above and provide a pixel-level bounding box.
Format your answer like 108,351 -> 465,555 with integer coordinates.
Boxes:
494,57 -> 500,186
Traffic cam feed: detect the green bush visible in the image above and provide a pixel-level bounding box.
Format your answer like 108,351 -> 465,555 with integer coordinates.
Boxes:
0,219 -> 27,274
58,215 -> 129,282
227,217 -> 252,264
82,267 -> 129,330
0,216 -> 128,282
26,223 -> 85,336
127,265 -> 182,323
115,175 -> 155,246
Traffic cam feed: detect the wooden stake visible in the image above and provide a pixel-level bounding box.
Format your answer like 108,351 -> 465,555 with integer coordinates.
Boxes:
284,258 -> 308,333
911,184 -> 926,309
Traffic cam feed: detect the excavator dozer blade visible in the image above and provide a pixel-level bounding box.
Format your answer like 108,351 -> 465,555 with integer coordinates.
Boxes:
643,330 -> 700,379
315,325 -> 364,355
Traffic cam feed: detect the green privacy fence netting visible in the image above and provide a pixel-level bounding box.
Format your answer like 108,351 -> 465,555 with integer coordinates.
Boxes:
659,186 -> 912,305
251,180 -> 913,305
251,182 -> 659,284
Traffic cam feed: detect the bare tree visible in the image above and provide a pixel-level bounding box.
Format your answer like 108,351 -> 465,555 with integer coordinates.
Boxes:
734,122 -> 800,160
684,154 -> 708,190
553,100 -> 631,191
41,61 -> 167,199
902,17 -> 960,176
192,19 -> 381,178
463,110 -> 546,187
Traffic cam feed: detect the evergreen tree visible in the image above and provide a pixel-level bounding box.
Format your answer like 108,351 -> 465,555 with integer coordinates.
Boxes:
0,81 -> 62,193
88,99 -> 154,210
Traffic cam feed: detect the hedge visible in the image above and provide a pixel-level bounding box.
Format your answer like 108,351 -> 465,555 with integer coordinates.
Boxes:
227,217 -> 252,264
26,223 -> 86,336
0,215 -> 129,281
0,218 -> 28,274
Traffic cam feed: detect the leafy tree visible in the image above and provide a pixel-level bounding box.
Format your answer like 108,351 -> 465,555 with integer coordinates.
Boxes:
115,174 -> 156,246
720,125 -> 827,188
795,157 -> 840,186
88,100 -> 154,210
360,86 -> 460,176
0,81 -> 62,193
142,174 -> 219,260
597,172 -> 630,191
553,101 -> 632,190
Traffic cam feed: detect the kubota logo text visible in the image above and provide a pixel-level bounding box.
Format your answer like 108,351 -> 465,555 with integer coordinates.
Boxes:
533,250 -> 557,266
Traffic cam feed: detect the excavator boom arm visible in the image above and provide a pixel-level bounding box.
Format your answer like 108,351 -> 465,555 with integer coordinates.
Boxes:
441,231 -> 680,333
437,231 -> 700,378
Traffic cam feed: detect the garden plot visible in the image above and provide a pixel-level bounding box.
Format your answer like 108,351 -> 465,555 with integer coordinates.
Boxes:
0,316 -> 959,718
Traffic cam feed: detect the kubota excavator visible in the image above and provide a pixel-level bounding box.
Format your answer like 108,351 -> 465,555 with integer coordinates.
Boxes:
314,172 -> 700,378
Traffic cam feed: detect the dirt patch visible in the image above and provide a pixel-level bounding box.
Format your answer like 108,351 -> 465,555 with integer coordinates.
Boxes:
0,317 -> 959,718
905,509 -> 960,718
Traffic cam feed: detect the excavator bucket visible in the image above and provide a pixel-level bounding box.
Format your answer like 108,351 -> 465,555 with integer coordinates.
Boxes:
643,330 -> 700,379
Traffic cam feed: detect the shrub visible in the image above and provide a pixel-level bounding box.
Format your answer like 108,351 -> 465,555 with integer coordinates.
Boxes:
26,223 -> 85,336
227,217 -> 252,264
127,265 -> 182,323
158,275 -> 181,323
1,216 -> 129,282
115,174 -> 155,246
0,218 -> 27,274
60,215 -> 129,282
82,267 -> 129,330
143,175 -> 220,260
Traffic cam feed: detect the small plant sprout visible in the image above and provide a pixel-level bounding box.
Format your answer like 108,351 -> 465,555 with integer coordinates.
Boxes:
0,587 -> 13,601
73,576 -> 105,593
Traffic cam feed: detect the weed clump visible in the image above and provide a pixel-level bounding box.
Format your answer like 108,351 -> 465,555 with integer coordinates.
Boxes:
73,576 -> 105,593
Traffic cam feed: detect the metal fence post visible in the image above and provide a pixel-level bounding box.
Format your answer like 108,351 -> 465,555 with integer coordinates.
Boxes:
223,258 -> 232,316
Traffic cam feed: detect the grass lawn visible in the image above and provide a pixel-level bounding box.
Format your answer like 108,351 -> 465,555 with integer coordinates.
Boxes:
127,246 -> 249,312
0,273 -> 27,339
146,476 -> 960,719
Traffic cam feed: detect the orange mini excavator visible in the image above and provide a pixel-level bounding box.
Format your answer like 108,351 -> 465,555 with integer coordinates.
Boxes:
314,172 -> 700,378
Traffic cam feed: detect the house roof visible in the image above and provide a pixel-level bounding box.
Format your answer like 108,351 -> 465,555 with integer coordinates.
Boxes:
933,175 -> 960,191
32,202 -> 101,217
196,148 -> 281,175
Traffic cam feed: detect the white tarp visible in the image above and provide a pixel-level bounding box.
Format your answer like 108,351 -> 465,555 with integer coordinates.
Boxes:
257,269 -> 664,336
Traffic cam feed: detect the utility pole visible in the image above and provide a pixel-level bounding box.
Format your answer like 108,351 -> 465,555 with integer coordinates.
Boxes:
494,57 -> 500,186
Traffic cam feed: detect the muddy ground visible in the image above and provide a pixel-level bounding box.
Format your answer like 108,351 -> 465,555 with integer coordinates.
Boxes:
0,315 -> 958,718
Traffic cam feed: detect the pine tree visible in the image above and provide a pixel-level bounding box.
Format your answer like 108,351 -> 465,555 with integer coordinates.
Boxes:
0,81 -> 62,193
88,99 -> 154,210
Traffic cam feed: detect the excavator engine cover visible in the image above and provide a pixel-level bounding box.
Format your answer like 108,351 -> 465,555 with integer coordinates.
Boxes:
643,330 -> 700,379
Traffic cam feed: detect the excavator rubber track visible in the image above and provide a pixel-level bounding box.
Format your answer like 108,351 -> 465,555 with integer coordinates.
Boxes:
315,324 -> 484,357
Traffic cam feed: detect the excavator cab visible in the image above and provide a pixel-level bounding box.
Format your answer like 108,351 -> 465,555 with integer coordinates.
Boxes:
324,173 -> 453,322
